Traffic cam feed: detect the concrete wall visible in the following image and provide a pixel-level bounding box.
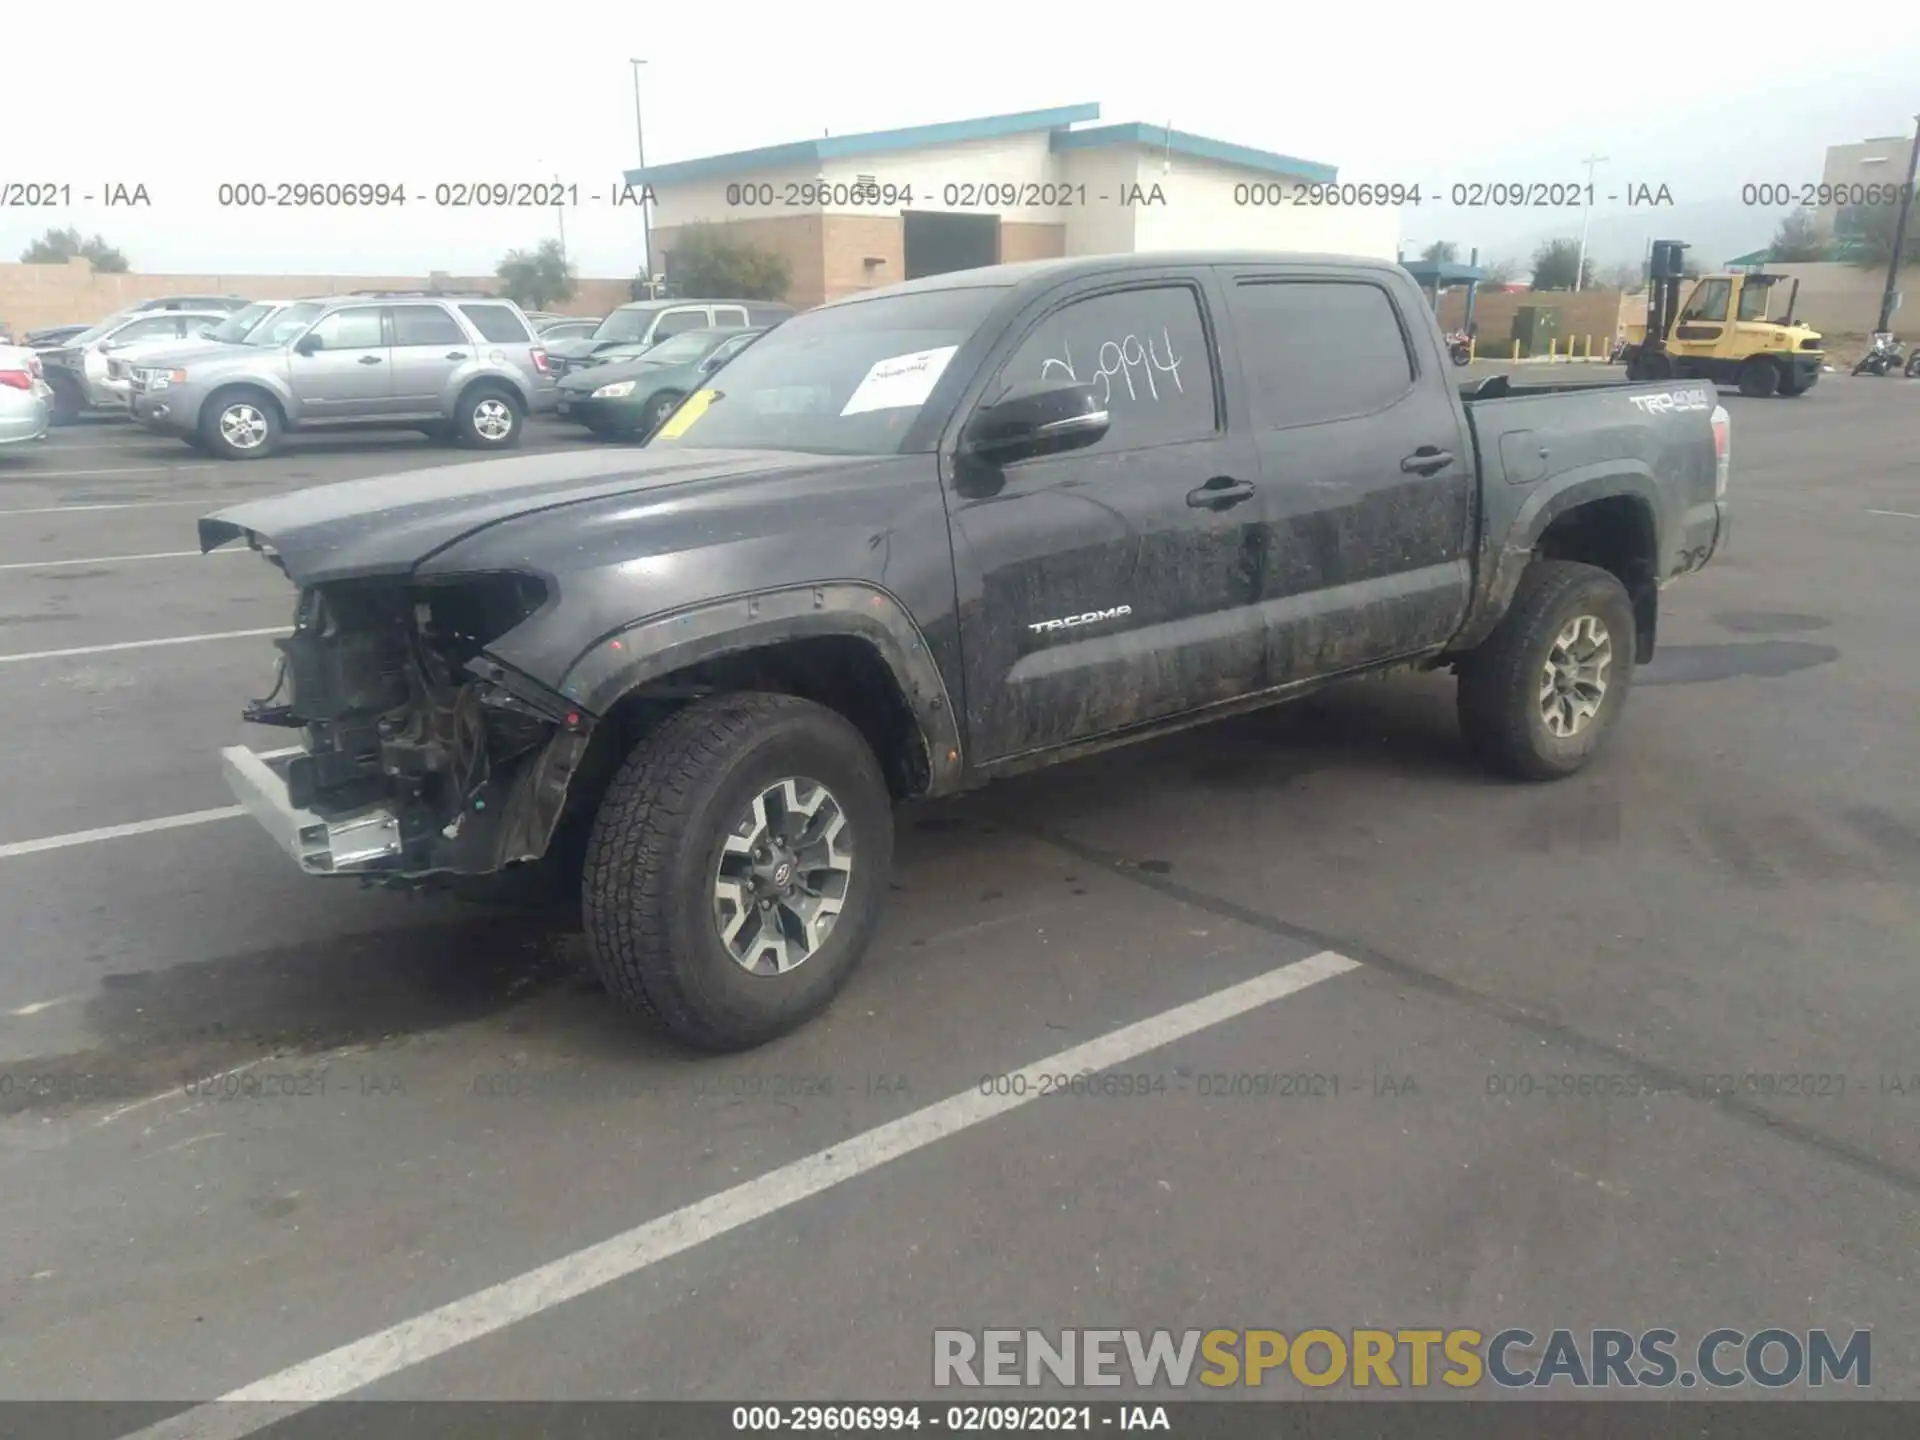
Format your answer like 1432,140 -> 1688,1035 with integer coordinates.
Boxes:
1436,287 -> 1626,353
0,259 -> 629,337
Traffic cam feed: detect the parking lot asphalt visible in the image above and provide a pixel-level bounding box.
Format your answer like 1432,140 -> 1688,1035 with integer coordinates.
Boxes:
2,380 -> 1918,1413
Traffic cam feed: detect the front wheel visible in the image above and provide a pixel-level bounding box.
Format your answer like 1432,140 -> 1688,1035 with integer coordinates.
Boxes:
581,692 -> 894,1051
1450,344 -> 1471,367
1456,560 -> 1638,782
1906,352 -> 1920,379
200,389 -> 283,460
639,390 -> 684,439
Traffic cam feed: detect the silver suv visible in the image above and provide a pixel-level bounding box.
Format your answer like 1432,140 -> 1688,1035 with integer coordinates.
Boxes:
130,293 -> 557,460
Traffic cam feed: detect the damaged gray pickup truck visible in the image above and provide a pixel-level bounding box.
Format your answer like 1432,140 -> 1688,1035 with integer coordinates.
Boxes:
202,252 -> 1731,1051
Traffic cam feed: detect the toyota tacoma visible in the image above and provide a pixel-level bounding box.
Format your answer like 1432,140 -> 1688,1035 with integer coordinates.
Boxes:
201,252 -> 1731,1051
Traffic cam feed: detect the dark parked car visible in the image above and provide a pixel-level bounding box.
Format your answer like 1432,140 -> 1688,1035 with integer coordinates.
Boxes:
555,326 -> 763,439
201,251 -> 1729,1052
23,324 -> 91,349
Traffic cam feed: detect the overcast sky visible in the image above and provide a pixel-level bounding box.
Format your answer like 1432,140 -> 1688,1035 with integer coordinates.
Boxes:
9,2 -> 1918,280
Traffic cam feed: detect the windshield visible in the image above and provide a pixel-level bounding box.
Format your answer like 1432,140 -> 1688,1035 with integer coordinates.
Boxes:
592,308 -> 658,344
646,288 -> 1002,456
638,331 -> 725,365
66,311 -> 138,348
204,304 -> 274,343
248,302 -> 324,345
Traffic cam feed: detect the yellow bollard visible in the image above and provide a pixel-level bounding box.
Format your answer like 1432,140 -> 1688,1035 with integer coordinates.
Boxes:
1550,339 -> 1558,361
1469,336 -> 1477,361
1512,339 -> 1520,361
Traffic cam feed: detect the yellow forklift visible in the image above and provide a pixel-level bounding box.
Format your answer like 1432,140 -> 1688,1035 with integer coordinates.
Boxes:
1620,240 -> 1825,396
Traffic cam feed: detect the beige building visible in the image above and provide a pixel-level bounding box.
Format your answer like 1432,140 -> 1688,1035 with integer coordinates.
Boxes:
630,103 -> 1401,309
1817,134 -> 1918,237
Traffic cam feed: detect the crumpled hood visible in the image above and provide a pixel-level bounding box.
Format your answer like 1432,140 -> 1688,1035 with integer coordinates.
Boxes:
542,335 -> 614,362
198,447 -> 844,587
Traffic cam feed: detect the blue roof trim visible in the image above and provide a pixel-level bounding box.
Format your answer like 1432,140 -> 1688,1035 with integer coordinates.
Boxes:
1400,261 -> 1487,284
1050,123 -> 1337,184
626,103 -> 1103,187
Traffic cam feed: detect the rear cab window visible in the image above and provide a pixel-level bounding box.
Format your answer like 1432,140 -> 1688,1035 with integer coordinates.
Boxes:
458,304 -> 534,344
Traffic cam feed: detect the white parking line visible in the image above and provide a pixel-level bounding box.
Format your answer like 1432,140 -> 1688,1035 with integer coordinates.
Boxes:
123,950 -> 1360,1437
0,548 -> 245,572
0,465 -> 219,479
1867,509 -> 1920,521
0,626 -> 283,664
0,806 -> 245,862
0,500 -> 205,516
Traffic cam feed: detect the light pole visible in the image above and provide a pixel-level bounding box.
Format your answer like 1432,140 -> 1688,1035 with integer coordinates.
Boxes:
1874,114 -> 1920,335
629,58 -> 652,296
1575,153 -> 1608,293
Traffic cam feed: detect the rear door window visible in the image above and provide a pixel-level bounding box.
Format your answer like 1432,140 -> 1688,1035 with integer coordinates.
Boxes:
1231,279 -> 1416,429
458,303 -> 533,343
391,305 -> 467,347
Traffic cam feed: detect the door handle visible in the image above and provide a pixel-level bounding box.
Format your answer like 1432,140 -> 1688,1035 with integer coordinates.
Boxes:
444,351 -> 467,360
357,355 -> 384,366
1186,477 -> 1257,510
1400,448 -> 1454,475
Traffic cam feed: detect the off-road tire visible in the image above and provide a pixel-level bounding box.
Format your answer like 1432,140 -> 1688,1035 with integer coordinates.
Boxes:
199,387 -> 283,460
1737,357 -> 1780,398
581,692 -> 894,1051
1456,560 -> 1638,782
454,385 -> 523,450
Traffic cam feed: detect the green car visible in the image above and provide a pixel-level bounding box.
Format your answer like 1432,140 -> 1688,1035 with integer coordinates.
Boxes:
554,326 -> 765,440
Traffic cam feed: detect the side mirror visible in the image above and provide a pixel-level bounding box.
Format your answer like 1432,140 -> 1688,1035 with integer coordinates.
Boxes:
961,379 -> 1109,463
293,334 -> 322,357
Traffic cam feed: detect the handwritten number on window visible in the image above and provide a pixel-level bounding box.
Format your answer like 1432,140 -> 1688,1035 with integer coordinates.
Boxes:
1039,327 -> 1185,405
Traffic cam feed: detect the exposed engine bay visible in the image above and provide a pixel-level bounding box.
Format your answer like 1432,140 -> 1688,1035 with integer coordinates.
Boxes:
240,569 -> 594,879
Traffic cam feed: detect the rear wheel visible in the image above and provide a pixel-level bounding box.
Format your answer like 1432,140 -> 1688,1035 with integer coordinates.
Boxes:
199,388 -> 283,460
1737,357 -> 1780,398
1457,560 -> 1638,782
581,692 -> 894,1051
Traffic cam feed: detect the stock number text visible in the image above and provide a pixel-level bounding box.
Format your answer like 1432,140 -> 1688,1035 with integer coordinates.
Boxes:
1741,182 -> 1912,208
218,182 -> 407,208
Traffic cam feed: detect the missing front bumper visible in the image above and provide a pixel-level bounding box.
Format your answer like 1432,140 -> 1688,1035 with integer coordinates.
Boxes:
219,745 -> 404,875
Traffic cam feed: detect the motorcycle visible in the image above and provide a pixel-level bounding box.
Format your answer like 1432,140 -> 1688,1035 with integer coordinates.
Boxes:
1906,346 -> 1920,379
1852,332 -> 1904,377
1445,330 -> 1472,367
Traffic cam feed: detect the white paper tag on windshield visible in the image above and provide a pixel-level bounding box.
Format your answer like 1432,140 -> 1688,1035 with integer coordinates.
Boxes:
839,346 -> 958,416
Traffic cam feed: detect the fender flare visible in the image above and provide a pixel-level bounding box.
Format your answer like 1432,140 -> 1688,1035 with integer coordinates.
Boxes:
554,582 -> 966,795
1457,475 -> 1662,655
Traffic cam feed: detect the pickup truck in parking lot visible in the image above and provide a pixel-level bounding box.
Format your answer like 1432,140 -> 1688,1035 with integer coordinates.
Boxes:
200,252 -> 1730,1052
